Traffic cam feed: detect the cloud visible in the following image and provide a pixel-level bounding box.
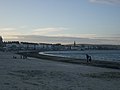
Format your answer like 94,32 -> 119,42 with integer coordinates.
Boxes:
3,35 -> 120,45
0,28 -> 16,31
2,35 -> 98,44
48,34 -> 97,38
90,0 -> 120,4
19,25 -> 28,29
0,27 -> 96,39
1,27 -> 120,45
32,27 -> 96,38
94,36 -> 120,40
0,27 -> 21,38
32,27 -> 68,35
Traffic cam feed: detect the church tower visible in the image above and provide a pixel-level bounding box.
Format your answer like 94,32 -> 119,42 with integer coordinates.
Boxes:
74,41 -> 76,47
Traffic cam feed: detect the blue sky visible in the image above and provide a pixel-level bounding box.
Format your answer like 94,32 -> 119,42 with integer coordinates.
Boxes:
0,0 -> 120,44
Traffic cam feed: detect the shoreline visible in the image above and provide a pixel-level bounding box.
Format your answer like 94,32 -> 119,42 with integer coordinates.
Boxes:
18,51 -> 120,69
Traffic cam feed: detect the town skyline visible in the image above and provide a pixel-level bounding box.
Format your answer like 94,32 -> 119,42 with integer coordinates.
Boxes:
0,0 -> 120,45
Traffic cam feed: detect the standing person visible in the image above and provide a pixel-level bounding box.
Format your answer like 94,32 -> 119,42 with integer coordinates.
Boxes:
20,55 -> 23,59
89,55 -> 92,62
86,54 -> 89,62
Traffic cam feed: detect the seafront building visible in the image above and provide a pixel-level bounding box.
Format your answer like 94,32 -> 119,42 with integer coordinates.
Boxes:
3,41 -> 120,51
4,41 -> 78,51
4,41 -> 68,51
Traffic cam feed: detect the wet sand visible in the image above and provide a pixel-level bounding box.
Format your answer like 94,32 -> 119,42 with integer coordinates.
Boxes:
0,51 -> 120,90
20,52 -> 120,69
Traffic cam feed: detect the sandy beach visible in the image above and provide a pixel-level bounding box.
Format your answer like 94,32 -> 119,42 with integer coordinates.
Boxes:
0,51 -> 120,90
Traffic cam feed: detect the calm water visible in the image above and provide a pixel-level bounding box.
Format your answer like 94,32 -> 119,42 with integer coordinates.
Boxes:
40,50 -> 120,62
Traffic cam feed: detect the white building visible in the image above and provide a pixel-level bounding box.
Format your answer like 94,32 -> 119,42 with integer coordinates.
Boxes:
5,41 -> 20,50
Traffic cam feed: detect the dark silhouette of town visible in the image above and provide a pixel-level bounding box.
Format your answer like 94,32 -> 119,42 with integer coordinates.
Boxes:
0,36 -> 120,52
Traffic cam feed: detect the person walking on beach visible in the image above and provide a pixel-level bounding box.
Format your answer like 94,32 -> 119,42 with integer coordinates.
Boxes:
20,55 -> 23,59
89,55 -> 92,62
86,54 -> 92,63
86,54 -> 89,62
23,55 -> 27,59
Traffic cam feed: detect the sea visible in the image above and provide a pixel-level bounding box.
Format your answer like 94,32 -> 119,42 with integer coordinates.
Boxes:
40,50 -> 120,62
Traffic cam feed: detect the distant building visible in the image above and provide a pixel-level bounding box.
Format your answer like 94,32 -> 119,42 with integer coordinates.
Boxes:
5,41 -> 20,50
20,42 -> 38,50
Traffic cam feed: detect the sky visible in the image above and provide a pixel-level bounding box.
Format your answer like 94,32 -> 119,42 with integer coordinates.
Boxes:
0,0 -> 120,44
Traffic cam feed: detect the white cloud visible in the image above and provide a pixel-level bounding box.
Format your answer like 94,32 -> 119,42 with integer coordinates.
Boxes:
32,27 -> 96,38
19,25 -> 28,29
94,36 -> 120,41
0,27 -> 21,39
3,35 -> 120,45
0,28 -> 16,31
48,34 -> 97,38
3,35 -> 19,40
90,0 -> 120,4
32,27 -> 68,35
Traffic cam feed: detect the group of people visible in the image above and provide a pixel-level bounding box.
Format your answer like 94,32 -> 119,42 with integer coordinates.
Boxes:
13,55 -> 27,59
20,55 -> 27,59
86,54 -> 92,63
13,56 -> 17,59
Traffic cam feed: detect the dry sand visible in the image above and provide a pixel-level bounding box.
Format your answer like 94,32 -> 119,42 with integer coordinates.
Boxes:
0,51 -> 120,90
